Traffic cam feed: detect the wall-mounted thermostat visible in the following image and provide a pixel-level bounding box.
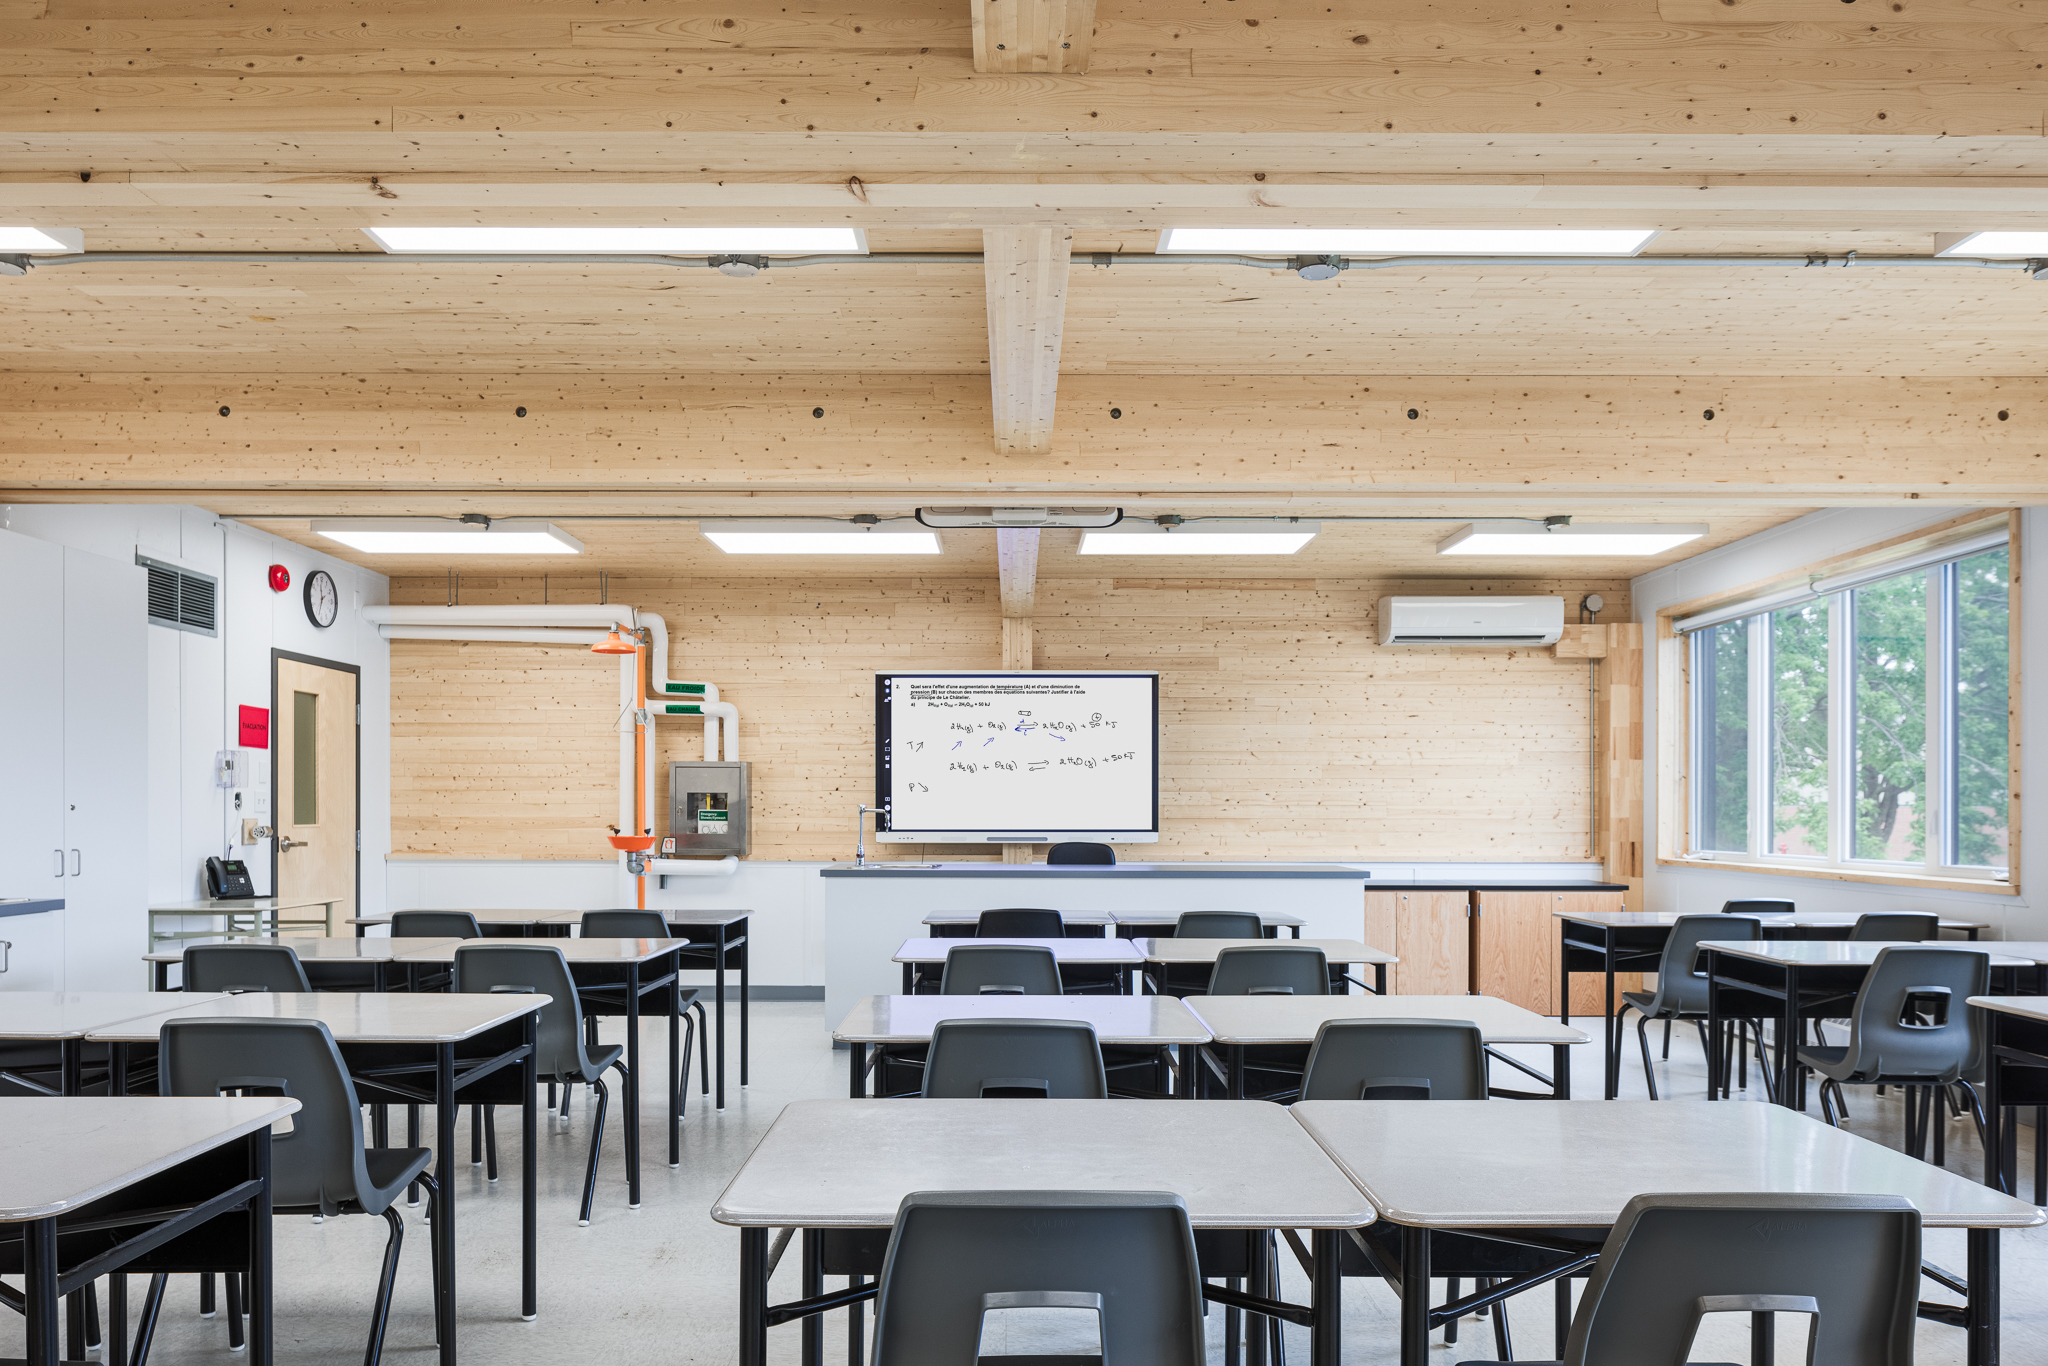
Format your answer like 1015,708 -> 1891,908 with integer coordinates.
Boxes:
667,761 -> 750,858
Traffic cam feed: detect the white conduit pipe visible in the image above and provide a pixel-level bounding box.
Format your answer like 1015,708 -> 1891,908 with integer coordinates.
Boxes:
365,604 -> 627,629
639,613 -> 736,761
378,626 -> 607,645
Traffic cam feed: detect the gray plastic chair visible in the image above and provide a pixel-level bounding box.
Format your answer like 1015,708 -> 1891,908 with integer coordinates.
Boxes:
159,1017 -> 438,1366
453,943 -> 628,1226
1207,945 -> 1330,997
1720,898 -> 1794,918
1299,1019 -> 1489,1101
1046,841 -> 1116,865
922,1018 -> 1109,1099
1461,1193 -> 1920,1366
389,910 -> 482,938
977,908 -> 1065,938
870,1191 -> 1205,1366
940,943 -> 1063,996
181,943 -> 309,993
1175,911 -> 1264,940
1798,946 -> 1992,1160
1848,912 -> 1941,942
1615,915 -> 1763,1099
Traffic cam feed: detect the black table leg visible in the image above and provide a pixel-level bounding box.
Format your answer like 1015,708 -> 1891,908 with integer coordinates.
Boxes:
1552,1043 -> 1571,1100
801,1230 -> 823,1366
625,961 -> 642,1210
1179,1043 -> 1195,1099
522,1009 -> 538,1322
1604,937 -> 1619,1100
436,1043 -> 457,1366
1310,1229 -> 1341,1366
1399,1224 -> 1431,1366
1967,1227 -> 1999,1366
1230,1044 -> 1245,1101
669,976 -> 682,1169
247,1126 -> 274,1366
739,1226 -> 769,1366
25,1215 -> 57,1366
1247,1228 -> 1269,1366
1374,962 -> 1386,994
1983,1026 -> 2007,1192
739,919 -> 750,1088
1706,949 -> 1723,1101
1778,964 -> 1800,1110
715,925 -> 729,1111
1558,920 -> 1571,1027
849,1042 -> 867,1098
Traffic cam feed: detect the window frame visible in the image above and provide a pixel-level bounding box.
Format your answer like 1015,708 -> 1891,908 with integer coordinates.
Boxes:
1661,511 -> 2020,896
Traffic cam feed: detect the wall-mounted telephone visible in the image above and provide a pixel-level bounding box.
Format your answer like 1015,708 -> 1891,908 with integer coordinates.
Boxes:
204,857 -> 255,900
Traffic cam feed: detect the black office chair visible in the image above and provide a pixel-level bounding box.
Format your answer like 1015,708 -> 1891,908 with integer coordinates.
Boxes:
1848,912 -> 1941,942
1720,898 -> 1794,918
1800,946 -> 1993,1167
939,944 -> 1063,996
1300,1019 -> 1490,1101
870,1191 -> 1204,1366
922,1018 -> 1109,1098
159,1017 -> 440,1366
976,908 -> 1065,938
1460,1193 -> 1920,1366
389,910 -> 483,938
1207,945 -> 1329,997
1175,911 -> 1264,940
453,943 -> 630,1226
1047,841 -> 1116,865
1615,915 -> 1764,1100
181,942 -> 310,993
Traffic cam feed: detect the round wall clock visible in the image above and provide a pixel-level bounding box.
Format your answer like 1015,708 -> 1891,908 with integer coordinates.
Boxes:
303,569 -> 339,628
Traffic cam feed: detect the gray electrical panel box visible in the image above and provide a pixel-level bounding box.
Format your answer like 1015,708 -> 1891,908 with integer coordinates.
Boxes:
666,761 -> 751,858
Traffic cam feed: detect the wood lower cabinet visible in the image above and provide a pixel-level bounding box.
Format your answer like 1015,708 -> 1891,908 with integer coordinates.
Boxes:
1363,890 -> 1470,996
1472,889 -> 1630,1015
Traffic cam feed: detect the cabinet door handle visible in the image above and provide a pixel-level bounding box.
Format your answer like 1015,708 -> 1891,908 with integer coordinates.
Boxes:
53,849 -> 64,878
70,849 -> 81,877
0,940 -> 10,973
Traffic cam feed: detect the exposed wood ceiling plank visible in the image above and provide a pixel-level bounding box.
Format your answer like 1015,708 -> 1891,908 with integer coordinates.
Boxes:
973,0 -> 1096,74
983,227 -> 1071,454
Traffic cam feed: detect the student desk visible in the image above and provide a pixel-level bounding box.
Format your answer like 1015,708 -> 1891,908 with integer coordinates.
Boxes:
392,936 -> 690,1184
1702,941 -> 2032,1111
349,909 -> 575,938
0,992 -> 231,1095
1292,1099 -> 2045,1366
1186,995 -> 1586,1100
1971,994 -> 2048,1204
1131,938 -> 1396,996
145,936 -> 455,992
1560,910 -> 1990,1100
1114,911 -> 1306,939
148,894 -> 346,949
1,1095 -> 295,1366
921,910 -> 1116,936
890,936 -> 1145,994
712,1098 -> 1373,1366
641,911 -> 750,1112
832,994 -> 1212,1098
88,991 -> 545,1366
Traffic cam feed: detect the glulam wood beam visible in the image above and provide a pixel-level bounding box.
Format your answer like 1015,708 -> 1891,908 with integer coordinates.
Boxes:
983,228 -> 1071,455
972,0 -> 1096,73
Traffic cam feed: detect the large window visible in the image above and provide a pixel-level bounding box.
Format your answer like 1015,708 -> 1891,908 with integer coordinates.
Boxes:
1686,540 -> 2011,881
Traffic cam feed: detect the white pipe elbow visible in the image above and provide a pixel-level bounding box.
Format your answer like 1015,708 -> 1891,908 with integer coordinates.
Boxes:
645,856 -> 739,877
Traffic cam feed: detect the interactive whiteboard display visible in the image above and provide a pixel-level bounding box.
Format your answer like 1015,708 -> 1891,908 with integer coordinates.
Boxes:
875,672 -> 1159,842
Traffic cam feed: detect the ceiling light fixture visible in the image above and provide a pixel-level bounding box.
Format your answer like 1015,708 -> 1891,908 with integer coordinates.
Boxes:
0,227 -> 82,253
363,226 -> 868,254
1156,228 -> 1661,256
1077,519 -> 1320,555
1935,231 -> 2048,258
915,507 -> 1124,529
313,517 -> 585,555
699,519 -> 942,554
1437,522 -> 1708,557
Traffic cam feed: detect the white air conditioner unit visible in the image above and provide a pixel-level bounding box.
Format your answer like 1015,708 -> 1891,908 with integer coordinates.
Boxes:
1378,595 -> 1565,647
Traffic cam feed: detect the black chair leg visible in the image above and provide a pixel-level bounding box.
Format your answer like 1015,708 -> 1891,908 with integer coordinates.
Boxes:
364,1207 -> 406,1366
1661,1017 -> 1673,1060
483,1105 -> 499,1182
1818,1079 -> 1842,1128
1444,1279 -> 1460,1343
1555,1276 -> 1573,1357
129,1275 -> 168,1366
83,1280 -> 101,1350
199,1271 -> 216,1318
559,1081 -> 574,1119
225,1270 -> 244,1351
1634,1010 -> 1660,1101
694,1000 -> 711,1095
1934,1083 -> 1949,1168
1488,1275 -> 1512,1361
470,1104 -> 483,1166
414,1173 -> 444,1347
580,1073 -> 610,1227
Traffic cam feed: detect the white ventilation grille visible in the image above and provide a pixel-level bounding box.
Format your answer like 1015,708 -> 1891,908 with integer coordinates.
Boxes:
137,554 -> 219,637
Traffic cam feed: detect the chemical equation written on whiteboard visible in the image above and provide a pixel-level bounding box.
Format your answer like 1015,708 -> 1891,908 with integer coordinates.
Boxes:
948,752 -> 1138,775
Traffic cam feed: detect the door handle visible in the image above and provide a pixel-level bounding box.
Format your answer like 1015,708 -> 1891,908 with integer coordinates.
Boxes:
278,837 -> 308,852
70,849 -> 80,877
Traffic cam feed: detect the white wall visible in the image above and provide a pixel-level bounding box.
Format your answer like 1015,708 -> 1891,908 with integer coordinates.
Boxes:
0,504 -> 391,921
1632,507 -> 2042,939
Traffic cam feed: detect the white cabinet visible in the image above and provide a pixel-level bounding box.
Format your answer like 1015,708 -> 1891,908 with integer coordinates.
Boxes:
0,530 -> 147,990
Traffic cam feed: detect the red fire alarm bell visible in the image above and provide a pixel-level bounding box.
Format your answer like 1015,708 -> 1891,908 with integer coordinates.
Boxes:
268,564 -> 291,592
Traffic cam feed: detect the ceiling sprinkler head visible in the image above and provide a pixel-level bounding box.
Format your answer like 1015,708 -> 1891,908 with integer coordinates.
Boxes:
1292,255 -> 1343,282
712,254 -> 765,278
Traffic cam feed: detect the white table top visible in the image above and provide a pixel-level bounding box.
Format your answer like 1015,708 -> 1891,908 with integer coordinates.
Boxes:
921,911 -> 1117,926
1,1096 -> 301,1221
0,992 -> 232,1041
891,937 -> 1145,965
1114,912 -> 1308,927
1699,940 -> 2032,969
1292,1100 -> 2047,1231
833,994 -> 1213,1045
1557,909 -> 1986,931
391,936 -> 688,965
150,895 -> 341,913
85,991 -> 552,1044
1188,994 -> 1586,1047
353,908 -> 579,926
1133,938 -> 1396,966
1970,995 -> 2048,1025
712,1099 -> 1376,1230
144,936 -> 457,964
1959,942 -> 2048,965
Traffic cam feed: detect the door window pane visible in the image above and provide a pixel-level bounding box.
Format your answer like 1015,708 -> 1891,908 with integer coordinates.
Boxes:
1948,548 -> 2010,868
1694,620 -> 1750,853
293,690 -> 318,825
1768,601 -> 1829,857
1851,572 -> 1926,862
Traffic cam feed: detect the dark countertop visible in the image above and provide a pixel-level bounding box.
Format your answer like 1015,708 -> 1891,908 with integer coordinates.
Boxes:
0,898 -> 64,918
822,864 -> 1627,891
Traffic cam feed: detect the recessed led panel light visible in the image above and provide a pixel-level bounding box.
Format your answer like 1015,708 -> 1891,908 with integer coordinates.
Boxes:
1156,228 -> 1660,256
313,519 -> 584,555
700,520 -> 942,554
1936,231 -> 2048,258
0,227 -> 83,253
1437,522 -> 1708,557
363,226 -> 868,255
1078,522 -> 1320,555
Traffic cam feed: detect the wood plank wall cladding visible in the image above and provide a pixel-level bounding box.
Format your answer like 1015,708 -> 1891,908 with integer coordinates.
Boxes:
389,573 -> 1632,863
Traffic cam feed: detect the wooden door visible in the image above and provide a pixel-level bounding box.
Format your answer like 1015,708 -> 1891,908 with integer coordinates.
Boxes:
275,656 -> 358,930
1472,891 -> 1558,1015
1366,890 -> 1470,996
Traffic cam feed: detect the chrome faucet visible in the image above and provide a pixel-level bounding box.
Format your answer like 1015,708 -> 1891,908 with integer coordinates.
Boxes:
856,803 -> 876,867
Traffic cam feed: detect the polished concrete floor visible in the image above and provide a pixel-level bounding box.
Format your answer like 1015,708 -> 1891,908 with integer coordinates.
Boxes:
9,1001 -> 2044,1364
